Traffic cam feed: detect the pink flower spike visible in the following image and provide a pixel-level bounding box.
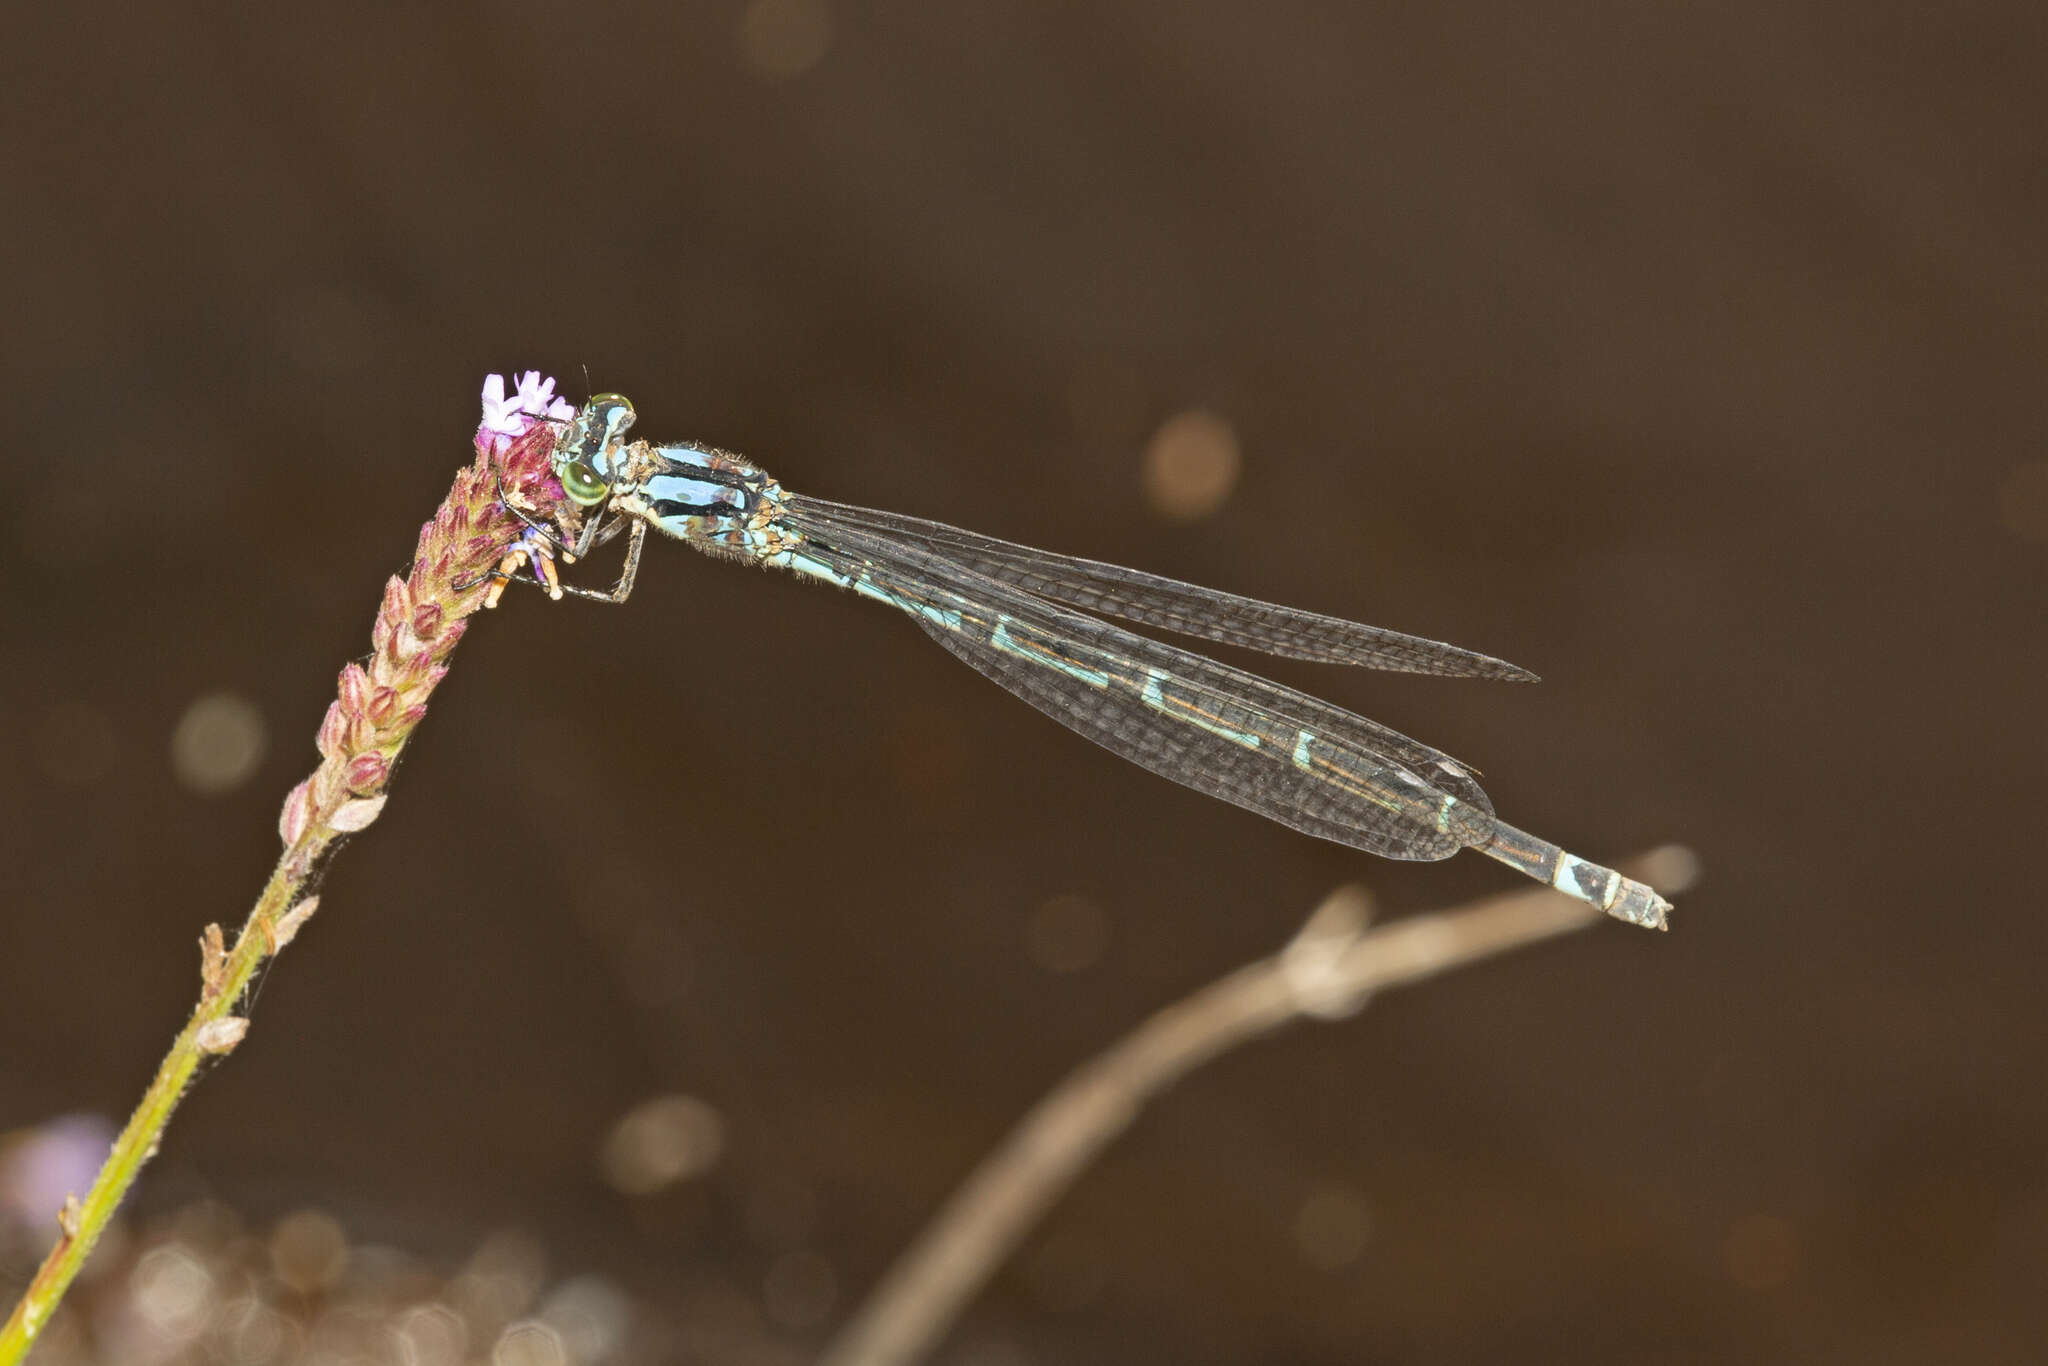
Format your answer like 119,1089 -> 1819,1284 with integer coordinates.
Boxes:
45,375 -> 592,1342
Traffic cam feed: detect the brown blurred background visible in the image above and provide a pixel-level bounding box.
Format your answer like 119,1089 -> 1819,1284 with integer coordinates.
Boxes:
2,3 -> 2043,1362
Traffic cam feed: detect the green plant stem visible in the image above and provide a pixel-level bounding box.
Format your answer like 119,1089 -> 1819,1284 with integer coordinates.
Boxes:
0,407 -> 563,1363
0,851 -> 309,1361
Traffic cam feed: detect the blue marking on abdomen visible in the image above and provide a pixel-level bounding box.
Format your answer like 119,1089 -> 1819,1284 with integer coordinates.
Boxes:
1143,668 -> 1263,748
782,553 -> 962,630
994,617 -> 1109,687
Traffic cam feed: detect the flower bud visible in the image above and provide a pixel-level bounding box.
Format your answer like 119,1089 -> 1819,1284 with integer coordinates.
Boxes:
345,753 -> 389,793
382,576 -> 413,620
279,780 -> 314,845
316,702 -> 349,760
338,662 -> 372,714
365,686 -> 401,725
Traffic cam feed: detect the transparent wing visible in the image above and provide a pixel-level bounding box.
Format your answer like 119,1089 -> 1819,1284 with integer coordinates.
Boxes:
788,494 -> 1536,681
784,509 -> 1499,861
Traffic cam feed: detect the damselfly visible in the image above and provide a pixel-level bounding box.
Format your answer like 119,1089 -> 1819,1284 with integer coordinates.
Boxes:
486,394 -> 1671,930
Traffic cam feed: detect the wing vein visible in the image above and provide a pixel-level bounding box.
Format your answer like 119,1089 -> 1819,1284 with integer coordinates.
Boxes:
782,510 -> 1500,861
788,494 -> 1536,681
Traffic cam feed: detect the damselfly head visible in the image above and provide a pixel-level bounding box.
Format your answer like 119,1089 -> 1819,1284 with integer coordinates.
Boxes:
554,393 -> 638,507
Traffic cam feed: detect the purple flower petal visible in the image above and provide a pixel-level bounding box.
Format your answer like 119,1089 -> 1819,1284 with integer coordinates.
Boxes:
478,371 -> 570,455
513,371 -> 559,415
479,373 -> 521,433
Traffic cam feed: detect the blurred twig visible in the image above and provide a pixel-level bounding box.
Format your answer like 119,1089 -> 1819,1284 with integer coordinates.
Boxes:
0,378 -> 570,1365
819,846 -> 1698,1366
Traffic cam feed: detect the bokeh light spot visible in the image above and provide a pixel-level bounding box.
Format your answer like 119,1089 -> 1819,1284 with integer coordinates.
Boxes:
492,1319 -> 566,1366
452,1231 -> 548,1335
393,1302 -> 469,1366
0,1112 -> 115,1237
130,1243 -> 216,1339
171,691 -> 266,794
215,1296 -> 296,1365
270,1208 -> 349,1293
540,1275 -> 632,1363
1143,409 -> 1240,521
736,0 -> 833,80
599,1094 -> 726,1195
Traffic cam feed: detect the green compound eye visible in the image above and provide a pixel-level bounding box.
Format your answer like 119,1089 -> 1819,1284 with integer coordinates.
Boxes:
561,460 -> 610,506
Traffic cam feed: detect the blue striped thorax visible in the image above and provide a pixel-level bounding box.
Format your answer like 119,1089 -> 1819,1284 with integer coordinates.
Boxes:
614,441 -> 795,562
550,393 -> 796,564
